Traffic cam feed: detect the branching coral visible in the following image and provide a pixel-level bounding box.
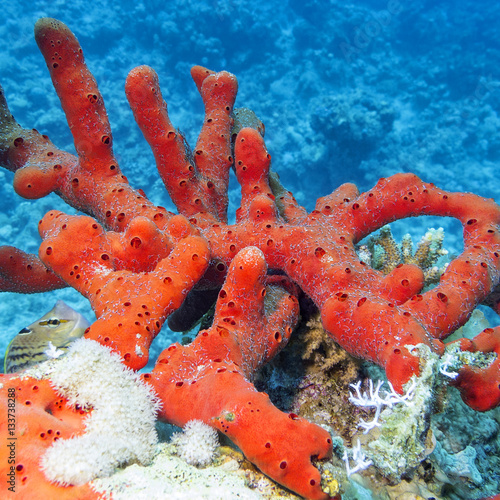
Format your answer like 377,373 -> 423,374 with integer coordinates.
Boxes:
359,225 -> 448,285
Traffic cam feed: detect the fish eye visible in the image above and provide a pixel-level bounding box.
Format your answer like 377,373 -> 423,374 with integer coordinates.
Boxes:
40,318 -> 62,328
18,327 -> 32,335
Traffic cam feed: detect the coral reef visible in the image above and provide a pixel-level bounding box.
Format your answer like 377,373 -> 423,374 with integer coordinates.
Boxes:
310,89 -> 396,183
1,16 -> 500,500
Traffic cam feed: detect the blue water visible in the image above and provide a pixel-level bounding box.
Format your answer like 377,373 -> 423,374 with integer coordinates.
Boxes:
0,1 -> 499,497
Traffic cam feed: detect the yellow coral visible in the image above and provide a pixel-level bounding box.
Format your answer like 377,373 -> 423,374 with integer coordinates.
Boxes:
362,225 -> 448,286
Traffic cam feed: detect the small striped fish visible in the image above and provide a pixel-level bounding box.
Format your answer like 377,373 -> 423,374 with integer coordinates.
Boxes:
4,300 -> 89,373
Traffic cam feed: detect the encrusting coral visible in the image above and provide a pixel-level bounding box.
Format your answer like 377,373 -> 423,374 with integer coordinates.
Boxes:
1,17 -> 500,500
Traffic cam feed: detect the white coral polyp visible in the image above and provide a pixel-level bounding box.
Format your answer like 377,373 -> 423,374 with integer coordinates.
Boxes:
172,419 -> 220,467
40,338 -> 161,486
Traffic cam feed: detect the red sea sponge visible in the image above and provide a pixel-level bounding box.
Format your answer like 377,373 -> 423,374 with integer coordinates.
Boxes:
0,375 -> 94,499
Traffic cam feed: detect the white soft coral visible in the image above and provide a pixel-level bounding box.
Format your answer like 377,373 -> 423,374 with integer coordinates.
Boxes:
171,420 -> 219,467
39,338 -> 161,485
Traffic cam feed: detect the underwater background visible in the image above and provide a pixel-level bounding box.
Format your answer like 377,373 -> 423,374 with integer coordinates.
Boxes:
0,1 -> 499,498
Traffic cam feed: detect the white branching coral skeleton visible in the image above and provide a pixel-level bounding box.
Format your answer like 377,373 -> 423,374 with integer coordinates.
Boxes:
349,378 -> 417,433
342,439 -> 373,477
